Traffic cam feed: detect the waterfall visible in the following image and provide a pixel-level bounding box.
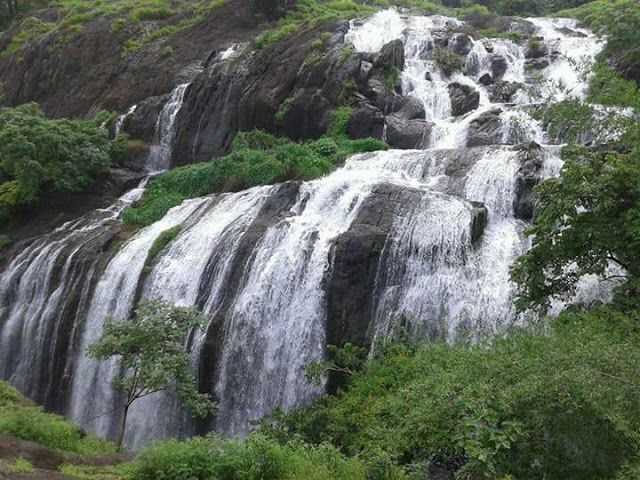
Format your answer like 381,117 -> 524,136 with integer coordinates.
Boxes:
0,8 -> 611,448
147,83 -> 190,172
114,105 -> 138,137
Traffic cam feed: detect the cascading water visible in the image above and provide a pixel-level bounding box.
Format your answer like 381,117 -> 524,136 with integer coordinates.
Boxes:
0,8 -> 611,448
147,83 -> 190,172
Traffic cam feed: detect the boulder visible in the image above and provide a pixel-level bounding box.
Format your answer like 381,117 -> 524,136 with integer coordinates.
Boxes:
525,37 -> 547,59
393,96 -> 426,121
386,115 -> 432,149
514,142 -> 545,221
526,58 -> 549,71
479,73 -> 493,86
467,109 -> 503,147
347,103 -> 385,140
375,39 -> 405,71
449,33 -> 473,56
491,54 -> 508,80
469,202 -> 488,243
448,82 -> 480,117
489,81 -> 523,103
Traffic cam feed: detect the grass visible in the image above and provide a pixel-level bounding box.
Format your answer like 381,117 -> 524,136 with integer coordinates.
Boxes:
1,0 -> 227,57
0,382 -> 116,457
4,457 -> 34,474
123,110 -> 387,227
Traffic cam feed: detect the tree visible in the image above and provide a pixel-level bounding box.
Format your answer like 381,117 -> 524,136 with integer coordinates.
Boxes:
88,301 -> 215,449
512,134 -> 640,313
0,104 -> 120,222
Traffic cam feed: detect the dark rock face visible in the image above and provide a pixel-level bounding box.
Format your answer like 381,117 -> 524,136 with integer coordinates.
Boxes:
376,39 -> 405,71
347,103 -> 385,140
489,81 -> 523,104
326,183 -> 419,351
526,57 -> 550,71
491,55 -> 509,80
467,109 -> 503,147
386,115 -> 432,149
470,202 -> 488,243
448,82 -> 480,117
479,73 -> 493,86
394,96 -> 426,121
123,94 -> 168,142
449,33 -> 472,56
513,142 -> 544,221
0,0 -> 262,119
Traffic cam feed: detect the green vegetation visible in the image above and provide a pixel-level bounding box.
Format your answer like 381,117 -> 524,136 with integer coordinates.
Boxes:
128,434 -> 368,480
88,301 -> 215,448
557,0 -> 640,82
1,0 -> 226,56
514,43 -> 640,313
123,113 -> 387,227
5,457 -> 34,474
432,47 -> 465,76
144,226 -> 181,270
268,307 -> 640,480
0,103 -> 120,224
0,382 -> 116,456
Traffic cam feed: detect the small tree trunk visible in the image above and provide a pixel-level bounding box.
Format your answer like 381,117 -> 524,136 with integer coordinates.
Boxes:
117,404 -> 130,450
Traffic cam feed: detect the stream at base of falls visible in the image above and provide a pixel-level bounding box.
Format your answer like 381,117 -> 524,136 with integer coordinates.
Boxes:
0,9 -> 613,449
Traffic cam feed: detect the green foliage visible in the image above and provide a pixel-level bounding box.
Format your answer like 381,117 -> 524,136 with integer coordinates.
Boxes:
123,123 -> 386,227
254,0 -> 374,49
0,382 -> 116,455
432,47 -> 465,77
512,142 -> 640,312
270,308 -> 640,479
0,103 -> 115,222
588,63 -> 640,110
5,458 -> 34,474
558,0 -> 640,82
88,301 -> 214,434
144,226 -> 181,269
128,433 -> 368,480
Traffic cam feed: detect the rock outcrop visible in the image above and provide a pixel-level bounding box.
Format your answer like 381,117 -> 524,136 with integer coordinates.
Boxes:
448,82 -> 480,116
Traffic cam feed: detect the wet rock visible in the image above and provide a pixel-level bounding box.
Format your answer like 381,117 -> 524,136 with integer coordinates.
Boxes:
123,94 -> 168,142
326,183 -> 423,351
525,36 -> 548,59
491,55 -> 508,80
347,103 -> 385,140
386,115 -> 432,149
489,81 -> 523,103
514,142 -> 545,221
526,57 -> 550,71
448,82 -> 480,117
173,22 -> 366,164
449,33 -> 473,56
479,73 -> 493,86
467,108 -> 503,147
470,201 -> 488,243
393,96 -> 426,121
375,39 -> 405,71
359,60 -> 374,82
425,71 -> 433,82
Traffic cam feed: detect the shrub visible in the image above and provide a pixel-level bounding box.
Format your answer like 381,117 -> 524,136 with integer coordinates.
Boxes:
123,126 -> 386,227
0,382 -> 115,456
0,104 -> 117,222
269,307 -> 640,479
128,434 -> 368,480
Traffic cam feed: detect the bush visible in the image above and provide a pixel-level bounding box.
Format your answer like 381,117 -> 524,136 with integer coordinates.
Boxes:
0,382 -> 116,456
123,125 -> 386,227
0,104 -> 117,222
269,308 -> 640,479
128,434 -> 368,480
